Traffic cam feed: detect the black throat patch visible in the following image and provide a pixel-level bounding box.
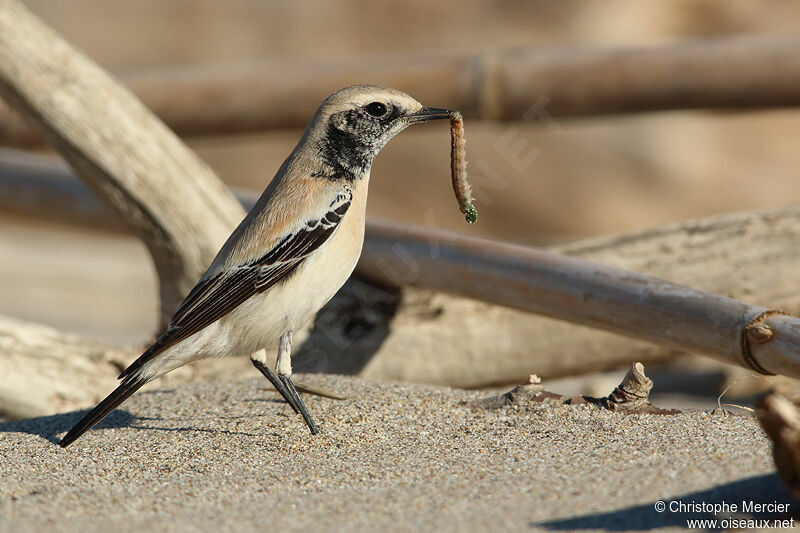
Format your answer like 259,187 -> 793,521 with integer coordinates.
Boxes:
316,112 -> 383,181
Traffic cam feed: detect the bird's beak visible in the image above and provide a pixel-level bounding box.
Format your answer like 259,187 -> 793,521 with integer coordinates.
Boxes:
406,106 -> 453,124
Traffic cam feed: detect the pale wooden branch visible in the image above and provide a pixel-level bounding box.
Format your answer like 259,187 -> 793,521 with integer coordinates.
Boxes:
358,222 -> 800,378
0,0 -> 246,325
0,314 -> 127,419
5,151 -> 800,383
3,35 -> 800,147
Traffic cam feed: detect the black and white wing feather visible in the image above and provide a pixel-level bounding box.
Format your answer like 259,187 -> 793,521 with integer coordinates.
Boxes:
119,188 -> 352,380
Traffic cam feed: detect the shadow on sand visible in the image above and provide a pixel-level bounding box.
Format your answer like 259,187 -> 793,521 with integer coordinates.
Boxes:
1,388 -> 280,445
0,409 -> 136,445
537,473 -> 794,531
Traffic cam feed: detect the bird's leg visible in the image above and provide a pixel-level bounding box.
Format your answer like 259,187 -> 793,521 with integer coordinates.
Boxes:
250,348 -> 300,415
276,331 -> 320,435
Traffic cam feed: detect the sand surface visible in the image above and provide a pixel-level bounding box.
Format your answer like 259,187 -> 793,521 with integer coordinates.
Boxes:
0,375 -> 793,532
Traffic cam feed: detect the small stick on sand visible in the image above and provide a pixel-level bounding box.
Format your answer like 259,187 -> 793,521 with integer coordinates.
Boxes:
604,362 -> 653,411
449,111 -> 477,224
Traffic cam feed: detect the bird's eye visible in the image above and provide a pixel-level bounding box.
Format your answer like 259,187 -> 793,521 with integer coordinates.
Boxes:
365,102 -> 388,117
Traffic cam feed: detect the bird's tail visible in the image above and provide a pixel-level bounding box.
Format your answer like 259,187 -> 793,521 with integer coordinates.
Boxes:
59,376 -> 147,448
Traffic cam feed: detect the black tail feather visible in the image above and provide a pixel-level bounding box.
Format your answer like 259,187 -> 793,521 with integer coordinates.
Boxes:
59,377 -> 146,448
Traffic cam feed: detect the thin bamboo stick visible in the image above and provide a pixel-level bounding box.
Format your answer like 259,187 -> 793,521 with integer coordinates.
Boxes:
3,35 -> 800,147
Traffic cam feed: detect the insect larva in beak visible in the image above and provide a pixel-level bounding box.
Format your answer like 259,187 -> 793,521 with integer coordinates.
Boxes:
449,111 -> 477,224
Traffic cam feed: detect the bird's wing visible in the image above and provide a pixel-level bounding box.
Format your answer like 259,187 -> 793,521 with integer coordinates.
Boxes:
119,186 -> 352,379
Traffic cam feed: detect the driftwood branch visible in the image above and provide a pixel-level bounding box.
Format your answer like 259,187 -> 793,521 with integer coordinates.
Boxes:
0,0 -> 245,325
5,151 -> 800,384
358,221 -> 800,378
0,315 -> 127,419
3,35 -> 800,147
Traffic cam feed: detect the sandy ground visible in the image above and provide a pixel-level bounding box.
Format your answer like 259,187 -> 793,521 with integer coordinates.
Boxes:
0,375 -> 792,532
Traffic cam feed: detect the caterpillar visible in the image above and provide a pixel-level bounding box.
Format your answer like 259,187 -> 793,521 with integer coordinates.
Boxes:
449,111 -> 477,224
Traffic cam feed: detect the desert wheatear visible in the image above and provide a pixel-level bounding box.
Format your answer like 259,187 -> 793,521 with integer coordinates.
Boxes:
60,85 -> 451,447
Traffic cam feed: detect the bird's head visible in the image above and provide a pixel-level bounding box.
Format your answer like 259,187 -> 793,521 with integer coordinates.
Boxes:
308,85 -> 451,179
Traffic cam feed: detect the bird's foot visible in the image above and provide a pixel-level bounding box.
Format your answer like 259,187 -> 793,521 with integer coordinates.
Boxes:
251,357 -> 300,415
250,356 -> 319,434
279,375 -> 320,435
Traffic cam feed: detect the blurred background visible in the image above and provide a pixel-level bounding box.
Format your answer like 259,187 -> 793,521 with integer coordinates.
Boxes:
4,0 -> 800,407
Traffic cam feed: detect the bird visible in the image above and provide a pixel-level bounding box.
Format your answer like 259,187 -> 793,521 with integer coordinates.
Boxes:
59,85 -> 452,448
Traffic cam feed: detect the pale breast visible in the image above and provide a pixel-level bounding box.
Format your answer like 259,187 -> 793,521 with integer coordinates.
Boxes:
282,179 -> 368,328
217,179 -> 369,355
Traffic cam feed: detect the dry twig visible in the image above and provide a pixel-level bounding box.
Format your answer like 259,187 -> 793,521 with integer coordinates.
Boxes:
471,363 -> 678,415
604,362 -> 653,411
